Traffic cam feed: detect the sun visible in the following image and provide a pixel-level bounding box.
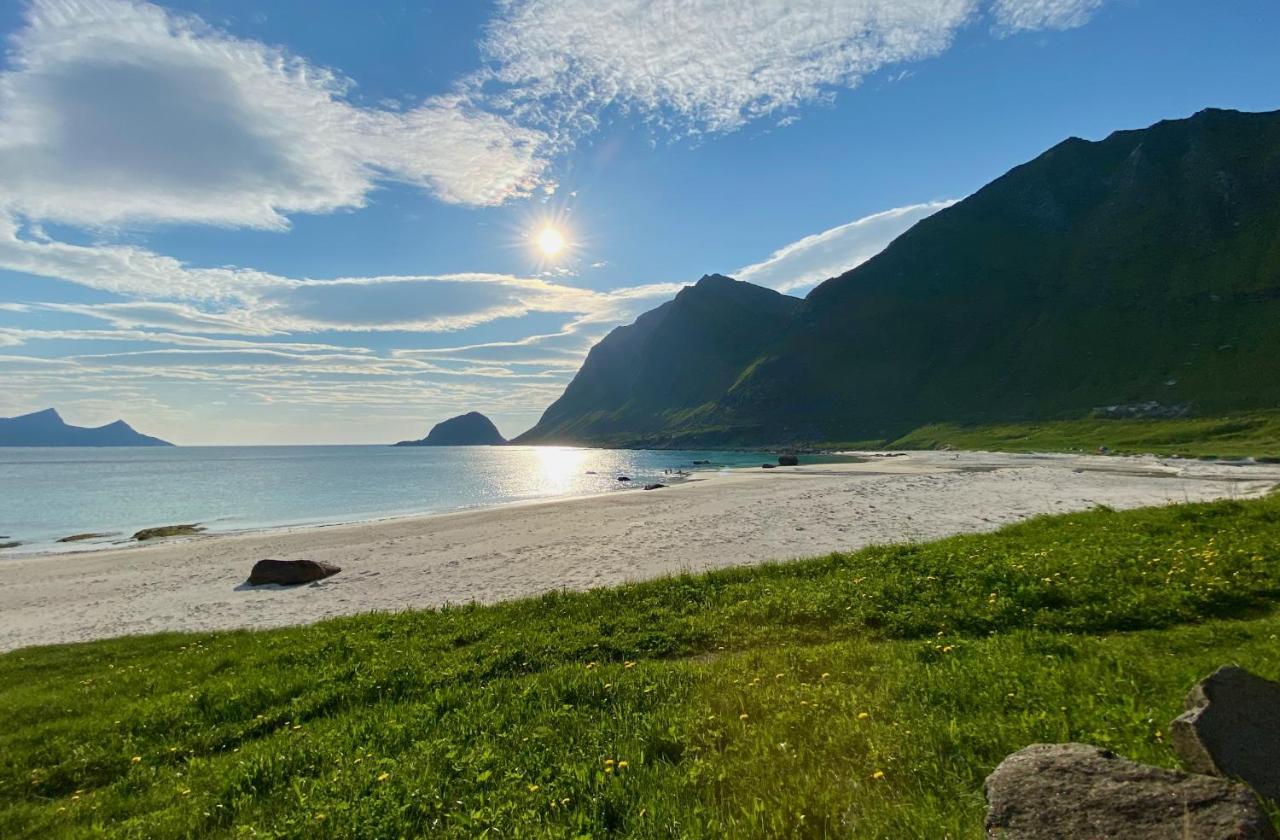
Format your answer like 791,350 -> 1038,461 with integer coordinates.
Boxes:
535,226 -> 566,258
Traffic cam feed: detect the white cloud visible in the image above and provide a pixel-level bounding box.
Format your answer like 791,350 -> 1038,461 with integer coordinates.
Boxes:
0,214 -> 688,335
735,200 -> 955,293
478,0 -> 980,139
38,302 -> 277,335
0,0 -> 549,230
989,0 -> 1105,32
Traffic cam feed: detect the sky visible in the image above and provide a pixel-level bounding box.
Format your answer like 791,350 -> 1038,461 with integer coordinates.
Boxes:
0,0 -> 1277,445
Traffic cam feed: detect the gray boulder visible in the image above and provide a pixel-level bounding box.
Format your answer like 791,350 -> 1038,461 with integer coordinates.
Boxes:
984,743 -> 1275,839
247,559 -> 341,586
1171,666 -> 1280,803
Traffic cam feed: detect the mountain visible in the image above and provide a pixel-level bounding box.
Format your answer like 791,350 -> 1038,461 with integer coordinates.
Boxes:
514,275 -> 802,445
0,408 -> 173,446
519,108 -> 1280,447
395,412 -> 507,446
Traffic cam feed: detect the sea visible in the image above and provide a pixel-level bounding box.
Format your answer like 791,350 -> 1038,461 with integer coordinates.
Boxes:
0,445 -> 776,554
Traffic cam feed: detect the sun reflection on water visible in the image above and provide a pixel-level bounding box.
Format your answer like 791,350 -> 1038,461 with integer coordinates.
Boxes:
534,446 -> 588,494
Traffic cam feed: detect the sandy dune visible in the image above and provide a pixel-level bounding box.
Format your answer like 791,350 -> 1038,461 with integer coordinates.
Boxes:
2,451 -> 1276,652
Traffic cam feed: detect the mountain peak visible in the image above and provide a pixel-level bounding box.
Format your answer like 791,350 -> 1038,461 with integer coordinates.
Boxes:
27,407 -> 63,422
0,408 -> 172,446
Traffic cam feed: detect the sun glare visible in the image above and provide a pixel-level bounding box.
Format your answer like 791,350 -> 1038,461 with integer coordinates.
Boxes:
535,226 -> 566,257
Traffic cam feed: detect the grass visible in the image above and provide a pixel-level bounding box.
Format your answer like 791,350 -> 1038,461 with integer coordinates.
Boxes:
859,411 -> 1280,460
3,496 -> 1280,837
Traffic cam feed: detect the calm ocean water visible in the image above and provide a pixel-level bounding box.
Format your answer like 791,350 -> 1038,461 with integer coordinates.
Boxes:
0,446 -> 774,554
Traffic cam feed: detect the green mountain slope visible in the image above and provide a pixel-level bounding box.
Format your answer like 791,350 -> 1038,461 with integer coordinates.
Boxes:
520,108 -> 1280,447
514,274 -> 801,445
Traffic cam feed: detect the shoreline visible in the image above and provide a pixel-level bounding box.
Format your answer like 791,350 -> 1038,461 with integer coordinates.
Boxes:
1,463 -> 722,559
2,450 -> 1277,652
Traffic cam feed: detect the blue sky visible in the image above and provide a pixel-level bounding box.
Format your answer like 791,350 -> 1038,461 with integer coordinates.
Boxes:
0,0 -> 1276,444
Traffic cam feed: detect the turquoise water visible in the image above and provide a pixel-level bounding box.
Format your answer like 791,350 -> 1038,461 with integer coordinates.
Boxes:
0,446 -> 773,553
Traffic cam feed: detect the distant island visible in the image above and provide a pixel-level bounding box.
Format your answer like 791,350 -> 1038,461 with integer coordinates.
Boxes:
394,412 -> 507,446
0,408 -> 173,447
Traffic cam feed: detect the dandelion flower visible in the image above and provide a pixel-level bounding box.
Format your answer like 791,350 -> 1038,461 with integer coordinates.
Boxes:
857,712 -> 870,720
624,661 -> 636,669
131,756 -> 142,764
528,784 -> 540,792
739,713 -> 749,721
617,761 -> 629,770
872,770 -> 886,780
376,772 -> 390,782
604,759 -> 615,767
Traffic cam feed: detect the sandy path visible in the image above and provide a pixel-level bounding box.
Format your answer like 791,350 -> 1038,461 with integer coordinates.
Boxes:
1,451 -> 1276,651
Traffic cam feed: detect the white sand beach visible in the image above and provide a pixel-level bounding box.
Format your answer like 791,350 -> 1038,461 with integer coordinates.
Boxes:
2,451 -> 1277,652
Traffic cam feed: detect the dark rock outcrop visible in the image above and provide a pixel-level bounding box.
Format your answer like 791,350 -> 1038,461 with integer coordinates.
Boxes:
0,408 -> 172,447
643,483 -> 666,490
778,454 -> 799,466
394,412 -> 506,446
57,532 -> 116,543
247,559 -> 341,586
984,743 -> 1275,839
132,524 -> 204,541
1171,666 -> 1280,803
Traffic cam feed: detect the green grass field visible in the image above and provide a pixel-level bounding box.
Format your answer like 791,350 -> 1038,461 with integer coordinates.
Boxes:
3,495 -> 1280,837
869,411 -> 1280,459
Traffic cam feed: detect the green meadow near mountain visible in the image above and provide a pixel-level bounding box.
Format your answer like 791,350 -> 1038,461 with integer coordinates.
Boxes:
517,108 -> 1280,448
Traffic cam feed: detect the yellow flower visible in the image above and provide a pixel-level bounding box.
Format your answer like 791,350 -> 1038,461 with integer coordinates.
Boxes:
857,712 -> 870,720
739,713 -> 749,721
624,661 -> 636,669
180,789 -> 191,796
604,758 -> 615,766
528,784 -> 540,792
131,756 -> 142,764
871,770 -> 886,781
561,797 -> 571,806
617,761 -> 629,770
376,772 -> 390,782
820,672 -> 831,680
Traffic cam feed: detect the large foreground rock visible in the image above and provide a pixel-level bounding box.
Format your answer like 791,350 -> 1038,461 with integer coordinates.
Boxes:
984,743 -> 1275,839
1171,666 -> 1280,803
247,559 -> 340,586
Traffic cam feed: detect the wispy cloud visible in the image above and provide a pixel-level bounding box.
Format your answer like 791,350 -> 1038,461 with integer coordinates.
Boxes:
990,0 -> 1105,33
474,1 -> 1108,141
735,200 -> 955,293
477,0 -> 979,139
